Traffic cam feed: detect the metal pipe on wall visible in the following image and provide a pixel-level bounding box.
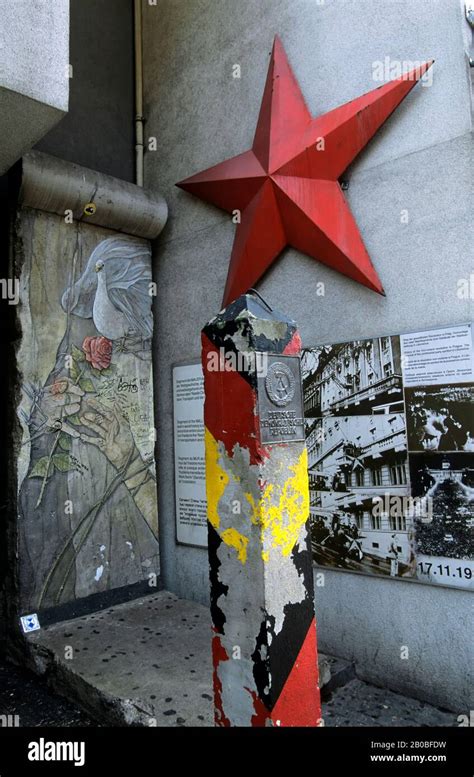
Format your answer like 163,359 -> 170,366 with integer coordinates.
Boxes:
134,0 -> 144,187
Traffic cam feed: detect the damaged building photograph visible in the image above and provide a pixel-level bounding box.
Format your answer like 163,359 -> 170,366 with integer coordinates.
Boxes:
0,0 -> 472,772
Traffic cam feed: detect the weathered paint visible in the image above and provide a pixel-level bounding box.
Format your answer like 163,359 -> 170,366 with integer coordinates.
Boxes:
14,210 -> 160,612
204,427 -> 230,530
259,449 -> 309,558
202,292 -> 322,726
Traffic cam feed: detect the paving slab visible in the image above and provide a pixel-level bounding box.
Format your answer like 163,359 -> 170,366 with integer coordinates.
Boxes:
26,591 -> 214,727
324,679 -> 459,727
19,590 -> 458,727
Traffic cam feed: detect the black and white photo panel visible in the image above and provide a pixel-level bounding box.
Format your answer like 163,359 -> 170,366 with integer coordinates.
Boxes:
302,335 -> 403,418
409,452 -> 474,589
303,323 -> 474,590
404,383 -> 474,452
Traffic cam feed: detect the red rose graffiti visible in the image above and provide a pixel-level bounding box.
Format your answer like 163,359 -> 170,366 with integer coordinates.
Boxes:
82,336 -> 113,370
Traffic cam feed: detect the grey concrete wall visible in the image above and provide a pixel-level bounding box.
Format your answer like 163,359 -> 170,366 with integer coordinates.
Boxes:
143,0 -> 473,711
37,0 -> 135,182
316,568 -> 473,711
0,0 -> 69,173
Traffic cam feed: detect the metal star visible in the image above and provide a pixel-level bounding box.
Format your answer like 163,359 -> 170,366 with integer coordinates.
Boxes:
177,37 -> 433,305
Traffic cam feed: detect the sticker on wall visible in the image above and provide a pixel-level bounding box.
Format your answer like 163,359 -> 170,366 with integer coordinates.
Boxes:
20,613 -> 41,633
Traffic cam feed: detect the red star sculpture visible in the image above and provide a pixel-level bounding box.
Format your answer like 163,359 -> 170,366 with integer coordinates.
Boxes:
177,37 -> 433,305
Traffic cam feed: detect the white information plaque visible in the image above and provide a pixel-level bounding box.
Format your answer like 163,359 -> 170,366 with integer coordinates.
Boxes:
173,361 -> 208,547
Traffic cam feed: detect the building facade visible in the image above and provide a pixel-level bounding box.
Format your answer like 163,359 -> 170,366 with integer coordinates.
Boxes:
303,336 -> 403,417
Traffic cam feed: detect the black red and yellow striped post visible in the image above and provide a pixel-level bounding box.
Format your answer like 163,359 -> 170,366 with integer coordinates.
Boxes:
201,291 -> 322,727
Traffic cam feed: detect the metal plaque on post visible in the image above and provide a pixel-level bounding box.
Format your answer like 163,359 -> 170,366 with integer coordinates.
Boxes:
257,353 -> 305,444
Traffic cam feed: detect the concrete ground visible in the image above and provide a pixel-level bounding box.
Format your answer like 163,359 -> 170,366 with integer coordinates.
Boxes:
12,590 -> 458,728
323,679 -> 458,727
0,657 -> 94,726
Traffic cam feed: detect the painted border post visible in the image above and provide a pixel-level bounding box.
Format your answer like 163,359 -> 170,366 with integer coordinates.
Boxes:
201,291 -> 322,727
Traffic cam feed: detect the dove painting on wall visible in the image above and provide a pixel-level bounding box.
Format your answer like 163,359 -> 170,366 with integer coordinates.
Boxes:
16,215 -> 159,612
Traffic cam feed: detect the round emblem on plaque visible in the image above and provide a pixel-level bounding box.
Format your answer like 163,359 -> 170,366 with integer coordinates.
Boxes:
265,361 -> 296,407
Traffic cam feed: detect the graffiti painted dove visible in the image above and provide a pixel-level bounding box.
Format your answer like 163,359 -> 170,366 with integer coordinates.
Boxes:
62,236 -> 153,341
